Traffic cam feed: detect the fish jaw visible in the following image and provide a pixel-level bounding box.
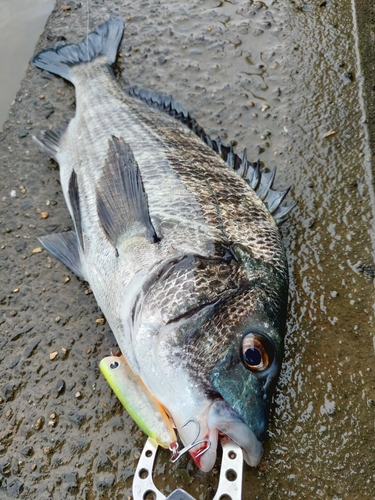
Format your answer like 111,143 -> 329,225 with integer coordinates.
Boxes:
169,399 -> 263,472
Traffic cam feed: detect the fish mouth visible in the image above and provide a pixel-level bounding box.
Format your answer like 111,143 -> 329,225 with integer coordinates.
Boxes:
172,400 -> 263,472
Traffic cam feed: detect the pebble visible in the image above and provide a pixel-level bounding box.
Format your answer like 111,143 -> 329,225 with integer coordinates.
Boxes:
43,446 -> 52,454
55,316 -> 61,323
49,351 -> 58,361
41,211 -> 49,219
32,247 -> 43,254
323,129 -> 336,138
34,417 -> 44,430
75,391 -> 82,399
96,317 -> 106,325
61,347 -> 68,355
50,413 -> 56,419
64,276 -> 70,283
2,384 -> 16,402
56,379 -> 66,395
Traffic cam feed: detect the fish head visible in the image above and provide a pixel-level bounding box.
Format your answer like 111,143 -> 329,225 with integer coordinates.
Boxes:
140,274 -> 287,472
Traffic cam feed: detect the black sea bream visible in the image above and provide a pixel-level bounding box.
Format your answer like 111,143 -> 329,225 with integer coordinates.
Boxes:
32,18 -> 293,471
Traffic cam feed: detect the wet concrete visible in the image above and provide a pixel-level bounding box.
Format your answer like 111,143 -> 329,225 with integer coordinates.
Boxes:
0,0 -> 374,499
0,0 -> 55,127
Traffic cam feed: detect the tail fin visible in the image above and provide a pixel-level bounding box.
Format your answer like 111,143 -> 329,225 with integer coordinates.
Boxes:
31,18 -> 124,83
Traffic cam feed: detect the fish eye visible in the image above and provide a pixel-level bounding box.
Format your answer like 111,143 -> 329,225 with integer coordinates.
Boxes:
110,360 -> 120,370
241,333 -> 274,373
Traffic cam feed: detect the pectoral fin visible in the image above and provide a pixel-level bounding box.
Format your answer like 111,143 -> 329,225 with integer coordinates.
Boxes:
96,136 -> 160,251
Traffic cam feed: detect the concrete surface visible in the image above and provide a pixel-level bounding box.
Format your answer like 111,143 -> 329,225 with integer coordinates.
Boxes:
1,0 -> 375,499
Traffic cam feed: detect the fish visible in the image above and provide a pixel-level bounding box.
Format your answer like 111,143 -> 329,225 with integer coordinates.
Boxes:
32,18 -> 293,472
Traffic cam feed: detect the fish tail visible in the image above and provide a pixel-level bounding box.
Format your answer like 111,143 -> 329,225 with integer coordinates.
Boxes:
31,18 -> 124,83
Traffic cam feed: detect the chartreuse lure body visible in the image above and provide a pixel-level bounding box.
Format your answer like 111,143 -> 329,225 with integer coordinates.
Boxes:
100,355 -> 177,449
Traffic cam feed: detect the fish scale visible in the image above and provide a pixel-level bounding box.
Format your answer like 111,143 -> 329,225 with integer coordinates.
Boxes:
32,18 -> 292,473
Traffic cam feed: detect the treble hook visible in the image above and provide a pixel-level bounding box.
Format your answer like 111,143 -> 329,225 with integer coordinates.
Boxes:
169,418 -> 211,463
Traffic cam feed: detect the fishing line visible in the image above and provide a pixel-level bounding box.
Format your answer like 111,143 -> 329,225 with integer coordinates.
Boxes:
86,0 -> 91,77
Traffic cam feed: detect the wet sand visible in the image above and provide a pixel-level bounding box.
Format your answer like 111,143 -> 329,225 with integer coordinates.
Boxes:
0,0 -> 374,499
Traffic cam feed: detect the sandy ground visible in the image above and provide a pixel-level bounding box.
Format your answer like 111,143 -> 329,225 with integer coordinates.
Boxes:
0,0 -> 375,499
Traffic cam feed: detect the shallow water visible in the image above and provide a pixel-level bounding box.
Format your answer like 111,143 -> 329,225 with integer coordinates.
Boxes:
0,0 -> 374,499
0,0 -> 54,126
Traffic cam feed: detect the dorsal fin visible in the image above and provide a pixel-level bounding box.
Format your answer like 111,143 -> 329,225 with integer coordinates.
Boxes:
127,86 -> 295,225
96,136 -> 159,251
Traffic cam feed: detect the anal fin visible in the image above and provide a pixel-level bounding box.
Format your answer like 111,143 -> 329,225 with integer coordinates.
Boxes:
39,231 -> 85,279
32,122 -> 69,161
96,136 -> 159,250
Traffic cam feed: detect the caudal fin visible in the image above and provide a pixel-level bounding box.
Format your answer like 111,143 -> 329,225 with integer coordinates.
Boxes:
31,18 -> 124,83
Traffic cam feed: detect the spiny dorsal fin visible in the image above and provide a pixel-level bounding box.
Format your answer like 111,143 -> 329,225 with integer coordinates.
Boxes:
96,136 -> 159,250
68,170 -> 84,250
39,231 -> 85,279
127,86 -> 295,225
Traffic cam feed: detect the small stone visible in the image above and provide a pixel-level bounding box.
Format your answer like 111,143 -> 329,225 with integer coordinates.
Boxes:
49,351 -> 58,361
48,420 -> 55,427
260,135 -> 267,140
261,104 -> 270,112
20,188 -> 26,194
62,5 -> 71,10
13,288 -> 19,293
31,464 -> 37,471
55,316 -> 61,323
64,276 -> 70,283
21,446 -> 33,457
248,101 -> 254,107
56,379 -> 65,395
43,446 -> 52,454
75,391 -> 82,399
10,190 -> 17,197
50,413 -> 56,419
323,129 -> 336,138
34,417 -> 44,430
39,95 -> 45,99
41,212 -> 49,219
2,384 -> 16,402
86,348 -> 91,354
61,347 -> 68,355
96,317 -> 106,325
32,246 -> 43,254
